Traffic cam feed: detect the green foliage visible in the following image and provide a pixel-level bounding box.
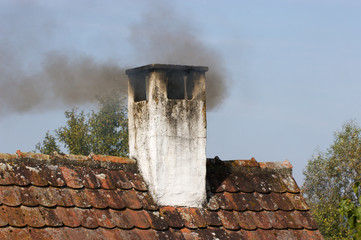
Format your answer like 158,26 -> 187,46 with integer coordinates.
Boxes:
36,93 -> 128,157
35,131 -> 61,155
340,182 -> 361,240
303,121 -> 361,239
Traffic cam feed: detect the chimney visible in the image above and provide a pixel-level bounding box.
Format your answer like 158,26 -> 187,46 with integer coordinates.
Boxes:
126,64 -> 208,207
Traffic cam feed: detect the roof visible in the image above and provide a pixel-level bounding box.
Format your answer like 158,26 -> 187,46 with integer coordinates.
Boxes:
0,150 -> 323,240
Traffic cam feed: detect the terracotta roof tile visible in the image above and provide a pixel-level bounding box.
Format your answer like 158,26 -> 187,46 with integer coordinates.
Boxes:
59,167 -> 83,189
55,207 -> 82,227
234,211 -> 258,230
125,209 -> 151,229
109,209 -> 134,229
22,206 -> 46,228
120,189 -> 143,210
159,206 -> 184,228
218,210 -> 241,230
147,211 -> 169,231
200,209 -> 223,227
0,152 -> 322,239
286,192 -> 310,210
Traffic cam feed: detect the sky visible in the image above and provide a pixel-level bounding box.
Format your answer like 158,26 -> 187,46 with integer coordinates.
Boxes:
0,0 -> 361,184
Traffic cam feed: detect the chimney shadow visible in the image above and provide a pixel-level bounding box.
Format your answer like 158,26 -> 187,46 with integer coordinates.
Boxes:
205,157 -> 232,204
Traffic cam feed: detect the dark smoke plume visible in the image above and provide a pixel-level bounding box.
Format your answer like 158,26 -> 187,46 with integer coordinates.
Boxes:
0,1 -> 228,114
129,3 -> 228,109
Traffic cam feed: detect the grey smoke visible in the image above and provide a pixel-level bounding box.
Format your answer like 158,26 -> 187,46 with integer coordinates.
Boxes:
0,1 -> 228,114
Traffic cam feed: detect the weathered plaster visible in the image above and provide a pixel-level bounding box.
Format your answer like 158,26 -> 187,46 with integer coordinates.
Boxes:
127,65 -> 207,207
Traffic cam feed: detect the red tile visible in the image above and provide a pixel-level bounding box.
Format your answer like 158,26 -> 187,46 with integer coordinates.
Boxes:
92,208 -> 116,229
125,171 -> 148,191
108,169 -> 133,190
93,168 -> 118,189
247,211 -> 272,229
26,166 -> 48,187
103,189 -> 126,210
136,191 -> 158,211
134,229 -> 159,240
0,206 -> 8,226
200,209 -> 222,227
264,173 -> 286,193
0,227 -> 32,240
286,193 -> 310,210
0,164 -> 16,185
214,193 -> 233,210
76,208 -> 99,229
156,229 -> 185,239
38,207 -> 63,227
19,186 -> 38,207
3,206 -> 26,227
252,172 -> 272,193
273,229 -> 297,239
34,187 -> 57,207
223,192 -> 247,211
303,229 -> 324,240
42,165 -> 66,187
79,168 -> 101,189
83,188 -> 109,209
269,192 -> 293,211
242,230 -> 263,240
146,210 -> 169,230
109,209 -> 134,229
253,192 -> 278,211
255,229 -> 278,240
280,174 -> 300,193
263,211 -> 288,229
160,206 -> 184,228
188,208 -> 207,228
21,206 -> 46,227
180,228 -> 197,240
12,165 -> 31,186
55,207 -> 82,227
59,166 -> 83,189
49,187 -> 75,207
218,210 -> 241,230
120,189 -> 143,210
207,195 -> 220,211
278,211 -> 303,229
29,228 -> 53,240
233,211 -> 257,230
177,208 -> 197,229
294,211 -> 319,230
124,209 -> 151,229
70,189 -> 92,208
0,186 -> 21,206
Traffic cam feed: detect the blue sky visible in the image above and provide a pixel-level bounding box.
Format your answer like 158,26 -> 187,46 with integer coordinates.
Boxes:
1,0 -> 361,184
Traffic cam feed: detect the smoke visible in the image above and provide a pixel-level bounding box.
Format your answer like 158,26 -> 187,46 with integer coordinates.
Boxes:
129,2 -> 228,110
0,1 -> 228,114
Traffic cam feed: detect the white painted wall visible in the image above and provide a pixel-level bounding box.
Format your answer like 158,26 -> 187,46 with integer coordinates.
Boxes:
128,67 -> 207,207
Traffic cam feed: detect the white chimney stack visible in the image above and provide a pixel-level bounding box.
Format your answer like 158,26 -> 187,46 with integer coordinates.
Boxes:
126,64 -> 208,207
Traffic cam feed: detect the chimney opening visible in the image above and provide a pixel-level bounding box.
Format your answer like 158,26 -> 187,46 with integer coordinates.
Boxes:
130,73 -> 148,102
167,71 -> 193,100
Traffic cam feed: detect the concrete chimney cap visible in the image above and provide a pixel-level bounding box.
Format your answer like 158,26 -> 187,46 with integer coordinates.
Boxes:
125,64 -> 209,75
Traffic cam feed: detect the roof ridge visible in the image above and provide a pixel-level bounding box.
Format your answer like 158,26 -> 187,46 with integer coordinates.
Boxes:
207,157 -> 293,170
0,150 -> 135,164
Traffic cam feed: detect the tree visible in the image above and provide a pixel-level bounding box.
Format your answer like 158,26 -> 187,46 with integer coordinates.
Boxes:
340,182 -> 361,240
303,121 -> 361,239
35,93 -> 128,157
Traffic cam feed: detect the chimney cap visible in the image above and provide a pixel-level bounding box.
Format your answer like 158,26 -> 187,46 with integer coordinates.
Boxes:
125,64 -> 209,75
